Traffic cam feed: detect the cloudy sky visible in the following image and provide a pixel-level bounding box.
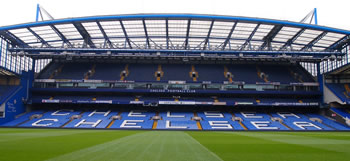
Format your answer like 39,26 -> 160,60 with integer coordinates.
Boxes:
0,0 -> 349,30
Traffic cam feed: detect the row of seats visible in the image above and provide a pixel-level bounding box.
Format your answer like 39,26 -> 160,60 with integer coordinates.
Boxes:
37,63 -> 313,83
331,107 -> 350,118
2,109 -> 348,130
326,83 -> 350,102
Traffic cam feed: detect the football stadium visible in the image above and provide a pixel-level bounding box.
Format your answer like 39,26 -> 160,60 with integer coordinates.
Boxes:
0,4 -> 350,161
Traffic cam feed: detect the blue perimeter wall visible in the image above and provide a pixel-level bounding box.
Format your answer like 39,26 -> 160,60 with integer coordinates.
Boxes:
0,71 -> 32,124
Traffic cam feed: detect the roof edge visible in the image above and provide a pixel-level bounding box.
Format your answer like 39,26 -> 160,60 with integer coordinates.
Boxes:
0,13 -> 350,35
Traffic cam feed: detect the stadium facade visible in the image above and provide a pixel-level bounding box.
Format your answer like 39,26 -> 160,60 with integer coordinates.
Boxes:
0,13 -> 350,130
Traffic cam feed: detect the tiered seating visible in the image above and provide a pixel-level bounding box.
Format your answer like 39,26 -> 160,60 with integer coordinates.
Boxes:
161,64 -> 192,81
65,110 -> 118,128
326,83 -> 349,101
126,64 -> 157,81
2,109 -> 349,130
195,65 -> 226,82
157,111 -> 197,130
54,63 -> 92,79
1,111 -> 44,126
293,66 -> 315,82
36,63 -> 62,79
89,63 -> 125,80
307,113 -> 349,130
260,65 -> 298,83
109,110 -> 154,129
331,107 -> 350,118
271,112 -> 333,130
227,64 -> 261,83
197,111 -> 244,130
235,112 -> 288,130
36,63 -> 315,84
20,110 -> 80,128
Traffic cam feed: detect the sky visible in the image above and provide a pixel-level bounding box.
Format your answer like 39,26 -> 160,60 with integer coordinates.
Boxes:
0,0 -> 349,30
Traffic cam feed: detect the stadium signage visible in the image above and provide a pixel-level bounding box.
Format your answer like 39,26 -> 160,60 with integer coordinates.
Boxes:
149,89 -> 196,93
223,81 -> 245,85
290,82 -> 319,86
234,102 -> 254,105
256,102 -> 319,106
37,99 -> 319,107
256,82 -> 280,85
168,81 -> 186,84
41,99 -> 59,103
159,101 -> 196,105
129,101 -> 144,104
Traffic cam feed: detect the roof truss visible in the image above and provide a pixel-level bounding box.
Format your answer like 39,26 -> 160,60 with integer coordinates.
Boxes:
0,14 -> 347,55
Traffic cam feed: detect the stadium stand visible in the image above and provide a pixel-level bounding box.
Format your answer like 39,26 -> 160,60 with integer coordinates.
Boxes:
1,13 -> 350,132
331,107 -> 350,119
53,63 -> 92,79
35,63 -> 314,83
2,109 -> 349,130
326,83 -> 349,102
89,63 -> 125,80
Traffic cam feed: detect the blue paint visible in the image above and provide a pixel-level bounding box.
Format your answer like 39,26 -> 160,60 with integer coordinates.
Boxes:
0,38 -> 2,64
317,62 -> 324,104
314,8 -> 318,25
0,72 -> 30,124
35,4 -> 40,22
0,14 -> 349,34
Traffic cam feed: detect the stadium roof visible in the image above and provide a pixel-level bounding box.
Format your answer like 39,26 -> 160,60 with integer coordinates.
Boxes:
1,14 -> 350,56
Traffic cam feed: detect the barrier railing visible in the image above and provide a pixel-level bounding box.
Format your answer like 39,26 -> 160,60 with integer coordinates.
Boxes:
33,79 -> 319,92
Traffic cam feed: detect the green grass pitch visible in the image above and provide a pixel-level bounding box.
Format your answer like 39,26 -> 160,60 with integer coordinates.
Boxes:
0,128 -> 350,161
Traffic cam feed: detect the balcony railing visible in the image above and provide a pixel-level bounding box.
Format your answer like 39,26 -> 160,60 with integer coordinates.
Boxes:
33,79 -> 320,92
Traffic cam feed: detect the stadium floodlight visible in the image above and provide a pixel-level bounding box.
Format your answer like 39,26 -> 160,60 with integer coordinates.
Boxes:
336,56 -> 343,61
281,53 -> 287,58
18,51 -> 25,57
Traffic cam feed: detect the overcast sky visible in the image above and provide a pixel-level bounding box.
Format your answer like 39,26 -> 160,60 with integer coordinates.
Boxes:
0,0 -> 349,30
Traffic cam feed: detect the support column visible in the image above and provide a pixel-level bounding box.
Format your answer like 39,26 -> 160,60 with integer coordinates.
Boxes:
317,62 -> 324,105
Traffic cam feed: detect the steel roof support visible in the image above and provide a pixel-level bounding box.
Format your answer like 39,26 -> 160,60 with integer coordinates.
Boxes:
203,20 -> 214,50
329,35 -> 350,51
301,31 -> 327,51
222,22 -> 237,50
166,19 -> 169,49
280,28 -> 305,50
184,19 -> 191,50
50,25 -> 73,48
0,31 -> 30,48
73,22 -> 96,48
27,28 -> 52,48
9,47 -> 343,57
142,19 -> 150,49
259,25 -> 283,50
240,23 -> 260,50
96,21 -> 113,48
119,20 -> 132,49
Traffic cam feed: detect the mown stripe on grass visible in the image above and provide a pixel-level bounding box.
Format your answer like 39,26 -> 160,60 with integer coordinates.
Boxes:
0,129 -> 97,142
45,131 -> 223,161
188,131 -> 350,161
234,132 -> 350,153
